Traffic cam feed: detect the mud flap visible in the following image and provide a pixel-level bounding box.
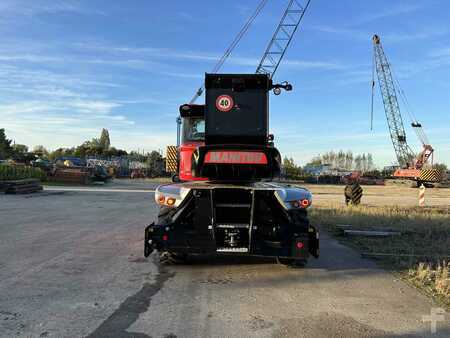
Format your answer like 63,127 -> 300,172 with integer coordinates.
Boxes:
144,223 -> 154,257
291,236 -> 309,259
308,226 -> 319,258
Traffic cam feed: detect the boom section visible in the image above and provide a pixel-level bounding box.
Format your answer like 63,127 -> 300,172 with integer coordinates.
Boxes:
256,0 -> 311,78
372,35 -> 415,167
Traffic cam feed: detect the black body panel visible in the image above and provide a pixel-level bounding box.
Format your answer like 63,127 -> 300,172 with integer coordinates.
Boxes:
205,74 -> 271,146
191,144 -> 281,180
144,186 -> 319,260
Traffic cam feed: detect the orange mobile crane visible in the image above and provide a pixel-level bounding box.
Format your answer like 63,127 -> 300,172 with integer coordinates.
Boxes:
371,34 -> 443,184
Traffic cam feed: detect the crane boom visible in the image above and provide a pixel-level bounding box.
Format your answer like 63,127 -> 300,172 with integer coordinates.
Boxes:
256,0 -> 311,78
189,0 -> 269,104
372,34 -> 415,168
190,0 -> 312,103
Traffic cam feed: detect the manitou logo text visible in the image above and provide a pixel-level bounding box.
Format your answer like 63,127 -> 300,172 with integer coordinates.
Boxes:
204,151 -> 268,164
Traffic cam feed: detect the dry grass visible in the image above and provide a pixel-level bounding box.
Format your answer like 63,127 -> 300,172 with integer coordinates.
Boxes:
300,184 -> 450,207
309,204 -> 450,307
408,262 -> 450,305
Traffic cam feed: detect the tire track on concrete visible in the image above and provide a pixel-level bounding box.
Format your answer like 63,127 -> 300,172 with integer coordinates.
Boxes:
86,256 -> 175,338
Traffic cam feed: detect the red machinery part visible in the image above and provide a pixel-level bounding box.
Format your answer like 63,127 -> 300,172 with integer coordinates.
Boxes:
179,142 -> 207,181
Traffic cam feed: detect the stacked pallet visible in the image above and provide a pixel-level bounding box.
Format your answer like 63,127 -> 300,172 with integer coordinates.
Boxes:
49,167 -> 91,185
2,179 -> 43,194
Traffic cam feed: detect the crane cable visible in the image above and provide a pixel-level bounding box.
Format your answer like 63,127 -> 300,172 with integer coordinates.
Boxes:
371,49 -> 429,145
389,66 -> 429,145
189,0 -> 269,104
371,48 -> 375,131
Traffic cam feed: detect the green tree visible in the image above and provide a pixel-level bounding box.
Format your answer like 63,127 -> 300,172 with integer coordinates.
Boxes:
354,155 -> 362,171
367,153 -> 374,171
104,147 -> 127,157
129,150 -> 147,162
307,155 -> 322,167
48,147 -> 76,160
32,145 -> 49,158
361,153 -> 367,172
433,163 -> 448,172
147,150 -> 163,176
49,148 -> 66,160
12,144 -> 28,155
0,128 -> 13,159
345,151 -> 354,170
283,157 -> 302,179
11,144 -> 34,162
99,128 -> 111,151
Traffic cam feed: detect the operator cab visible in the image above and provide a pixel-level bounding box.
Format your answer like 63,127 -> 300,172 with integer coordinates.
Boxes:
177,74 -> 291,182
178,104 -> 206,181
182,116 -> 205,143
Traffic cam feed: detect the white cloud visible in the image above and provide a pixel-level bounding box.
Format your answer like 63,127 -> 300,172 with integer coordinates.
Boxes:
311,24 -> 447,44
429,47 -> 450,58
0,0 -> 105,18
353,3 -> 422,25
68,100 -> 122,114
72,42 -> 347,72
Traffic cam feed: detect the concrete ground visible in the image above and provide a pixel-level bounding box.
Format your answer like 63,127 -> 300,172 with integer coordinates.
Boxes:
0,180 -> 449,337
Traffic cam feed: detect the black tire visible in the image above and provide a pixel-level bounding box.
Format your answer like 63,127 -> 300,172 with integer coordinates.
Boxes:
159,251 -> 188,265
276,257 -> 307,268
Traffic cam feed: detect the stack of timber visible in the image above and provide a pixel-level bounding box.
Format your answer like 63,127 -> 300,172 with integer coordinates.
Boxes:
49,167 -> 91,184
2,179 -> 43,194
335,224 -> 401,237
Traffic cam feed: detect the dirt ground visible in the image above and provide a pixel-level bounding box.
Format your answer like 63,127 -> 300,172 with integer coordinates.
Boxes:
0,180 -> 449,337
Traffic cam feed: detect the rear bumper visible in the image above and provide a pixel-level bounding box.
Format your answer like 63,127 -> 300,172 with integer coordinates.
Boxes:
144,222 -> 319,259
145,182 -> 319,260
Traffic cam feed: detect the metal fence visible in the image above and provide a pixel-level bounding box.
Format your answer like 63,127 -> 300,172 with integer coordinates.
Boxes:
85,156 -> 165,177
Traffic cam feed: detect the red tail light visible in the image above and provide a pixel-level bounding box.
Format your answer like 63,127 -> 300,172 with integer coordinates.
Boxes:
158,195 -> 165,204
301,199 -> 309,207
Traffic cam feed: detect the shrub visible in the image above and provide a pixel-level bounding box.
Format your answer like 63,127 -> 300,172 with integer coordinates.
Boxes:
0,164 -> 46,181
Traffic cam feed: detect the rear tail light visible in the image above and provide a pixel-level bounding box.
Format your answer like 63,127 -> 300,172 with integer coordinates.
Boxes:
158,195 -> 166,204
301,199 -> 309,207
154,186 -> 191,208
290,199 -> 310,209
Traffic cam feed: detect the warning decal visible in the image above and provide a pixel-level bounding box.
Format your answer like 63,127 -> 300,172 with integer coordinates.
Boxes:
215,95 -> 234,112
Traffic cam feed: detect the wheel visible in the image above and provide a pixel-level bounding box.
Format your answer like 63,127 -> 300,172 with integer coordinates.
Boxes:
159,251 -> 188,265
276,257 -> 307,268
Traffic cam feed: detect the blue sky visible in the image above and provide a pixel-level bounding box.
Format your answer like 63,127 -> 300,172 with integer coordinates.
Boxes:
1,0 -> 449,167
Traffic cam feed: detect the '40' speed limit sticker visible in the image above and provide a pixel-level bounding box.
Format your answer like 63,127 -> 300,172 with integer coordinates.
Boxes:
215,95 -> 234,112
